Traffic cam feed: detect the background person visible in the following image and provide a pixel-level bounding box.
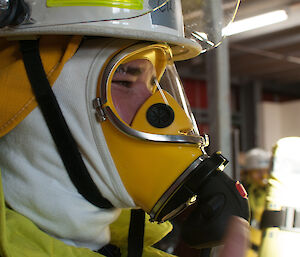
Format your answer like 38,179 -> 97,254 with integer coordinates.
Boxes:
241,148 -> 271,257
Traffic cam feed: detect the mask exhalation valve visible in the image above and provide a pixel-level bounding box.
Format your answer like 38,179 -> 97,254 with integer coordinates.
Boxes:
146,103 -> 175,128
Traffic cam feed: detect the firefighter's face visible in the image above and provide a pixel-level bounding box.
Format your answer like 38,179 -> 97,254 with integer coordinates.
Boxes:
249,168 -> 269,187
111,59 -> 156,125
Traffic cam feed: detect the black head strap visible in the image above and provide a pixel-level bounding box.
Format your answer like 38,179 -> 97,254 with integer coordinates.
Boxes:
19,39 -> 114,209
128,209 -> 145,257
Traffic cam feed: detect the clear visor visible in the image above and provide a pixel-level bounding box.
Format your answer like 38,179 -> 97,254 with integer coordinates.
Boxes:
183,0 -> 240,53
100,43 -> 204,145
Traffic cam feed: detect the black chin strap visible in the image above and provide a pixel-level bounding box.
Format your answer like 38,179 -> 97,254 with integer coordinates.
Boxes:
19,39 -> 113,209
128,209 -> 145,257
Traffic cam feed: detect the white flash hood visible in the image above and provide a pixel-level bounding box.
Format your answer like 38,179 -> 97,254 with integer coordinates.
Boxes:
0,38 -> 136,250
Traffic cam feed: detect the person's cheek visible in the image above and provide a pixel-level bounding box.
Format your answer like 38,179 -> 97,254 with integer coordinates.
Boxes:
111,86 -> 133,124
111,82 -> 152,125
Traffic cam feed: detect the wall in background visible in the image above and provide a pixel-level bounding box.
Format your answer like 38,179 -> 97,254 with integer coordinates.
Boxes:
261,100 -> 300,151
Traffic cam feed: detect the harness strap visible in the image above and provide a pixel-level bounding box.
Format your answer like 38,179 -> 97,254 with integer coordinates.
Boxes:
261,207 -> 300,231
128,209 -> 145,257
97,244 -> 121,257
19,39 -> 114,209
96,209 -> 145,257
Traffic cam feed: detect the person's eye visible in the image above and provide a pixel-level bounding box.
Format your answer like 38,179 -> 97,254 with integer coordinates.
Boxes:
150,77 -> 157,87
112,80 -> 133,88
149,76 -> 157,92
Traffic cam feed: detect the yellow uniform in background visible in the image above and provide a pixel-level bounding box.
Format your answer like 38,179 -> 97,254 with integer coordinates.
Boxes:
241,148 -> 271,257
259,137 -> 300,257
245,184 -> 266,257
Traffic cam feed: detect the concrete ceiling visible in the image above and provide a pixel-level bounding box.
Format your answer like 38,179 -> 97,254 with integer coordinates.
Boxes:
229,0 -> 300,85
178,0 -> 300,95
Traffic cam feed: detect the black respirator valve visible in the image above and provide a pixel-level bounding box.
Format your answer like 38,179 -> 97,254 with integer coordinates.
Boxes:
150,152 -> 229,223
146,103 -> 175,128
180,171 -> 250,249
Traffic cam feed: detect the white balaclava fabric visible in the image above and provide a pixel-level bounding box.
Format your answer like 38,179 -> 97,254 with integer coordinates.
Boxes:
0,38 -> 136,250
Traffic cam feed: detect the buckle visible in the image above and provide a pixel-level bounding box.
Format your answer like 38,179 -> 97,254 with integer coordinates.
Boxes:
93,98 -> 107,122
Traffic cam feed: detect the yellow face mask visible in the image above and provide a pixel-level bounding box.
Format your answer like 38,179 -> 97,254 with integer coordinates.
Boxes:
93,42 -> 228,222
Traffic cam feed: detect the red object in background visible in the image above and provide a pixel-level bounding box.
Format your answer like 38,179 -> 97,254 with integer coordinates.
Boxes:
183,79 -> 207,109
235,181 -> 248,199
198,124 -> 209,135
183,79 -> 209,135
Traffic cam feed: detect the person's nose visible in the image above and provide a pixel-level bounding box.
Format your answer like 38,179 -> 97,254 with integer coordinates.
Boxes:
136,81 -> 153,98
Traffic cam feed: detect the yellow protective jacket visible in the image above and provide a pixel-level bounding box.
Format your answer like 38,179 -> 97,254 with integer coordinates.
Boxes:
245,183 -> 266,257
0,170 -> 174,257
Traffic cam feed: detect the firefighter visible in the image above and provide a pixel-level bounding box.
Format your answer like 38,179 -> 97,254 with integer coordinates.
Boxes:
241,148 -> 271,257
0,1 -> 248,256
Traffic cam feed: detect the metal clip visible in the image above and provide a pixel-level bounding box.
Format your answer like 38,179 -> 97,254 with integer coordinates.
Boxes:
199,134 -> 210,148
92,98 -> 106,122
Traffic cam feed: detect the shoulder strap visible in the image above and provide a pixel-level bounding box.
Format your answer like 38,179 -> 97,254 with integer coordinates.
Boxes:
19,39 -> 113,209
128,209 -> 145,257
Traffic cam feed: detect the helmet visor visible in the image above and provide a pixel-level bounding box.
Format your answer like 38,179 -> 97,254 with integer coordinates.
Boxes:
183,0 -> 240,53
100,43 -> 204,145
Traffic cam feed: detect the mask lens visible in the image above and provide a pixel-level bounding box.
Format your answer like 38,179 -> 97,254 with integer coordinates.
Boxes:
158,64 -> 199,135
111,59 -> 156,125
109,59 -> 199,136
104,43 -> 201,143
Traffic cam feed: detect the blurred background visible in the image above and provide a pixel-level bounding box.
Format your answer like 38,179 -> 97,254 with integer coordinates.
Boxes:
178,0 -> 300,178
157,0 -> 300,256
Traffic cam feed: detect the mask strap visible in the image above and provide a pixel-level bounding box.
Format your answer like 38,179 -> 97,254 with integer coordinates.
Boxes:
96,209 -> 145,257
128,209 -> 145,257
19,39 -> 114,209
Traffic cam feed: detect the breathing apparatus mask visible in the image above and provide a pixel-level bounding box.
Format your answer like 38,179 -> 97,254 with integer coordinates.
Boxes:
93,41 -> 232,222
89,39 -> 250,247
0,0 -> 249,249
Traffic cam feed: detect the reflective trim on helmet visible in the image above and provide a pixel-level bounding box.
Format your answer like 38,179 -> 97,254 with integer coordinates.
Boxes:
47,0 -> 144,9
